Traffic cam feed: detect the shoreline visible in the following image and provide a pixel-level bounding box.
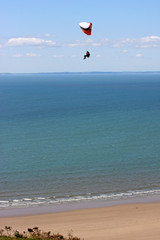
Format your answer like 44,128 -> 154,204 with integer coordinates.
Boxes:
0,200 -> 160,240
0,194 -> 160,217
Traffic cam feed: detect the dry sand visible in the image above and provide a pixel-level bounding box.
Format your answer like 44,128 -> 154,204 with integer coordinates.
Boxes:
0,202 -> 160,240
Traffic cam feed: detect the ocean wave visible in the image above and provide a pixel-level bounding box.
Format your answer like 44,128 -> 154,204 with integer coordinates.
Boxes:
0,188 -> 160,209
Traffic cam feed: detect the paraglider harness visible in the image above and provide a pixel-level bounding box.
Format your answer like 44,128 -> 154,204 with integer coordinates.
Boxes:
84,51 -> 90,59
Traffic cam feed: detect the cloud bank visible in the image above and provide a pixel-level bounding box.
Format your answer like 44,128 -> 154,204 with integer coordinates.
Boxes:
7,37 -> 56,47
100,36 -> 160,48
5,35 -> 160,49
136,53 -> 143,57
13,53 -> 41,57
66,36 -> 160,48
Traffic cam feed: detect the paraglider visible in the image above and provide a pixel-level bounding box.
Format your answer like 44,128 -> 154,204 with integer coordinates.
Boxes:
84,51 -> 90,59
79,22 -> 92,59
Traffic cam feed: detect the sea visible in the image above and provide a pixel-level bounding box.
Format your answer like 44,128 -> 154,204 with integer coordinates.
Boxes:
0,72 -> 160,213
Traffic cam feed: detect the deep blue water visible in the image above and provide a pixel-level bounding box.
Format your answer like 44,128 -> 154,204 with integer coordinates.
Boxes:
0,73 -> 160,209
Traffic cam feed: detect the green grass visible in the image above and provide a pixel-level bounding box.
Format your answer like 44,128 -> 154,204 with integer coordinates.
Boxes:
0,226 -> 81,240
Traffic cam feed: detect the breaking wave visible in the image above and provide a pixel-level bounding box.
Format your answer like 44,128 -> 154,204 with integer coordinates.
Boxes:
0,188 -> 160,209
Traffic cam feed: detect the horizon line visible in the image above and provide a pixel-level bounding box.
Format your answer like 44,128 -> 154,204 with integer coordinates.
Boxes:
1,71 -> 160,75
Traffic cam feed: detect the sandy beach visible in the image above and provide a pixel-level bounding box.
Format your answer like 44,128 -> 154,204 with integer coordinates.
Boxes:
0,202 -> 160,240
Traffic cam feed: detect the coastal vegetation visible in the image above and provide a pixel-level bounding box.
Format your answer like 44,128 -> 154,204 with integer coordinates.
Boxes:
0,226 -> 81,240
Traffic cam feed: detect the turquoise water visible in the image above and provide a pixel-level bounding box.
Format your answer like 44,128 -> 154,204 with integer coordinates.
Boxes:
0,73 -> 160,209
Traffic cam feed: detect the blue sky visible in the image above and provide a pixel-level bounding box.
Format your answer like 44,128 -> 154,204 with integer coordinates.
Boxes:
0,0 -> 160,73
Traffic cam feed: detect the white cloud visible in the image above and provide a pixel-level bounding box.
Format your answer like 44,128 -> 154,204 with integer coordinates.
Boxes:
67,43 -> 81,47
71,54 -> 77,58
7,37 -> 56,47
119,36 -> 160,48
92,43 -> 101,47
136,53 -> 143,57
53,54 -> 64,58
13,54 -> 24,58
138,36 -> 160,48
110,38 -> 136,48
91,36 -> 160,48
122,49 -> 128,53
66,35 -> 160,49
65,39 -> 87,47
112,43 -> 121,48
7,35 -> 160,50
140,36 -> 160,43
44,33 -> 55,38
13,53 -> 41,57
66,39 -> 95,48
44,33 -> 51,37
26,53 -> 40,57
0,44 -> 2,49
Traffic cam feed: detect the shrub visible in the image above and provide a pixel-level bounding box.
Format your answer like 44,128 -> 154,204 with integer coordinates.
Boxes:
0,227 -> 82,240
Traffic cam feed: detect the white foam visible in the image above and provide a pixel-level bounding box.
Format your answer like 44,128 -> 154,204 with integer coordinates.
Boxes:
1,188 -> 160,209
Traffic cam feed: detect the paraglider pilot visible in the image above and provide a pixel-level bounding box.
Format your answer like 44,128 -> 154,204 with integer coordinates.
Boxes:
84,51 -> 90,59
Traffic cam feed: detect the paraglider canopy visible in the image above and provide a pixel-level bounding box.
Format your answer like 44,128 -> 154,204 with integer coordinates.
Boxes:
79,22 -> 92,35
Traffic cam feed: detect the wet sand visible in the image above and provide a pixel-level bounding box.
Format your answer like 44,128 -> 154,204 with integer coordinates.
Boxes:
0,202 -> 160,240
